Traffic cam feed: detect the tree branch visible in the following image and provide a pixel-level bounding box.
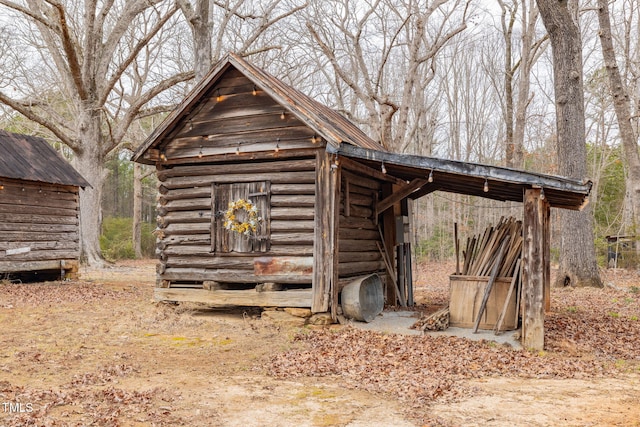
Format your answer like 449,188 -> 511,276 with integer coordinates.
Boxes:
100,0 -> 166,75
0,0 -> 58,30
107,71 -> 194,153
239,2 -> 308,53
98,3 -> 180,106
0,90 -> 77,150
47,0 -> 88,100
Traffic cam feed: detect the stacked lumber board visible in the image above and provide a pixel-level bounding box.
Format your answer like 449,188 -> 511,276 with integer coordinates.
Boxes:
411,307 -> 450,331
457,216 -> 523,278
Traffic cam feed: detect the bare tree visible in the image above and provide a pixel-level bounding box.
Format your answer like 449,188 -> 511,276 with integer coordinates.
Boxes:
0,0 -> 193,266
498,0 -> 548,168
596,0 -> 640,234
177,0 -> 308,81
537,0 -> 602,287
305,0 -> 470,152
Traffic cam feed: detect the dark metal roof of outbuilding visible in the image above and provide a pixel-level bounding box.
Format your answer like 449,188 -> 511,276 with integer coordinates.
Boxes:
0,130 -> 89,188
333,144 -> 592,211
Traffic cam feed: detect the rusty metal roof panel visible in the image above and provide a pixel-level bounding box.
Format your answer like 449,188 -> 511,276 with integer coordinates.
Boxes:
0,130 -> 89,188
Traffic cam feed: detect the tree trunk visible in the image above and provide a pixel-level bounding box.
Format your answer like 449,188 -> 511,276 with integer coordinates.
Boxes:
597,0 -> 640,232
73,118 -> 108,267
192,0 -> 212,82
178,0 -> 216,82
537,0 -> 602,288
133,162 -> 144,259
513,0 -> 542,169
500,1 -> 517,167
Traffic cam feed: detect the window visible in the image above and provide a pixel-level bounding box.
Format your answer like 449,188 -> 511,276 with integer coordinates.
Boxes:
211,181 -> 271,253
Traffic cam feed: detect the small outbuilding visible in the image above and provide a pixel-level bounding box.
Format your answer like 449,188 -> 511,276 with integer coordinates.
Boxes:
133,54 -> 592,350
0,130 -> 89,280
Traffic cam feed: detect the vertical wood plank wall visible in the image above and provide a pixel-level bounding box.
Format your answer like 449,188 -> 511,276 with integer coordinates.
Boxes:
0,179 -> 80,273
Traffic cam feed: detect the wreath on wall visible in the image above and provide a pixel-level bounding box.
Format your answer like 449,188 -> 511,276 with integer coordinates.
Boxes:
223,198 -> 261,235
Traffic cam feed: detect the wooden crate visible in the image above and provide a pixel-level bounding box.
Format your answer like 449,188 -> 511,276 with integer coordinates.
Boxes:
449,275 -> 517,330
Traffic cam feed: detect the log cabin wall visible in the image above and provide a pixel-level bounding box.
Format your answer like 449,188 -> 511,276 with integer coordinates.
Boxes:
337,168 -> 386,281
0,178 -> 80,276
152,67 -> 321,291
155,155 -> 318,288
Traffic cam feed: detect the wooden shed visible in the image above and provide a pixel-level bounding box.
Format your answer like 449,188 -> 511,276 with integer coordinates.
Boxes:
0,130 -> 89,280
133,54 -> 591,350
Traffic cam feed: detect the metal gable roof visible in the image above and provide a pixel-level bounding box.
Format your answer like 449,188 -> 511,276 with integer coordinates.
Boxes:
0,130 -> 89,188
132,53 -> 384,164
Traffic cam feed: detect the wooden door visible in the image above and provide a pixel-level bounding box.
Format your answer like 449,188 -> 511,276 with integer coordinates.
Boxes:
211,181 -> 271,253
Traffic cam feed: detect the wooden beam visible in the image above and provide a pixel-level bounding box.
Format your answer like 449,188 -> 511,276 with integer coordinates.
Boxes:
376,178 -> 429,215
543,201 -> 551,313
381,183 -> 400,305
312,151 -> 337,313
155,288 -> 312,307
337,143 -> 592,196
0,259 -> 78,273
330,156 -> 342,318
521,188 -> 550,351
339,157 -> 406,186
161,268 -> 311,284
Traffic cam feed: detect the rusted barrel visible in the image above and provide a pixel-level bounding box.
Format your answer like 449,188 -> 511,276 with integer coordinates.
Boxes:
341,274 -> 384,322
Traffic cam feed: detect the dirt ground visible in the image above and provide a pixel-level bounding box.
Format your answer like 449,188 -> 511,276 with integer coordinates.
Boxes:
0,260 -> 638,426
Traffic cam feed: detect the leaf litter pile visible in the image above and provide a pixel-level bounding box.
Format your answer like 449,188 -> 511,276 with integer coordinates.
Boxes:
1,261 -> 639,425
270,263 -> 640,411
0,281 -> 187,426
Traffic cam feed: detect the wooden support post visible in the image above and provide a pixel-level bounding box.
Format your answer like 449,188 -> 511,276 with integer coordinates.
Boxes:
381,183 -> 400,306
522,188 -> 550,351
543,202 -> 551,313
312,150 -> 340,314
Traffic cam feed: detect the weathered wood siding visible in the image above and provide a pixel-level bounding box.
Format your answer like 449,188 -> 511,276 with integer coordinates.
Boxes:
156,157 -> 318,287
159,68 -> 320,162
337,169 -> 385,279
153,68 -> 320,289
0,179 -> 80,274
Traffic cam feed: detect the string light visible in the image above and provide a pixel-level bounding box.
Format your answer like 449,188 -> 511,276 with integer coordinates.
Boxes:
275,138 -> 280,153
311,134 -> 318,144
0,183 -> 4,190
198,146 -> 203,158
252,85 -> 257,96
428,169 -> 434,183
216,89 -> 223,102
160,151 -> 167,161
235,143 -> 240,155
280,110 -> 286,120
483,178 -> 489,193
540,187 -> 545,200
381,160 -> 387,174
334,153 -> 340,166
